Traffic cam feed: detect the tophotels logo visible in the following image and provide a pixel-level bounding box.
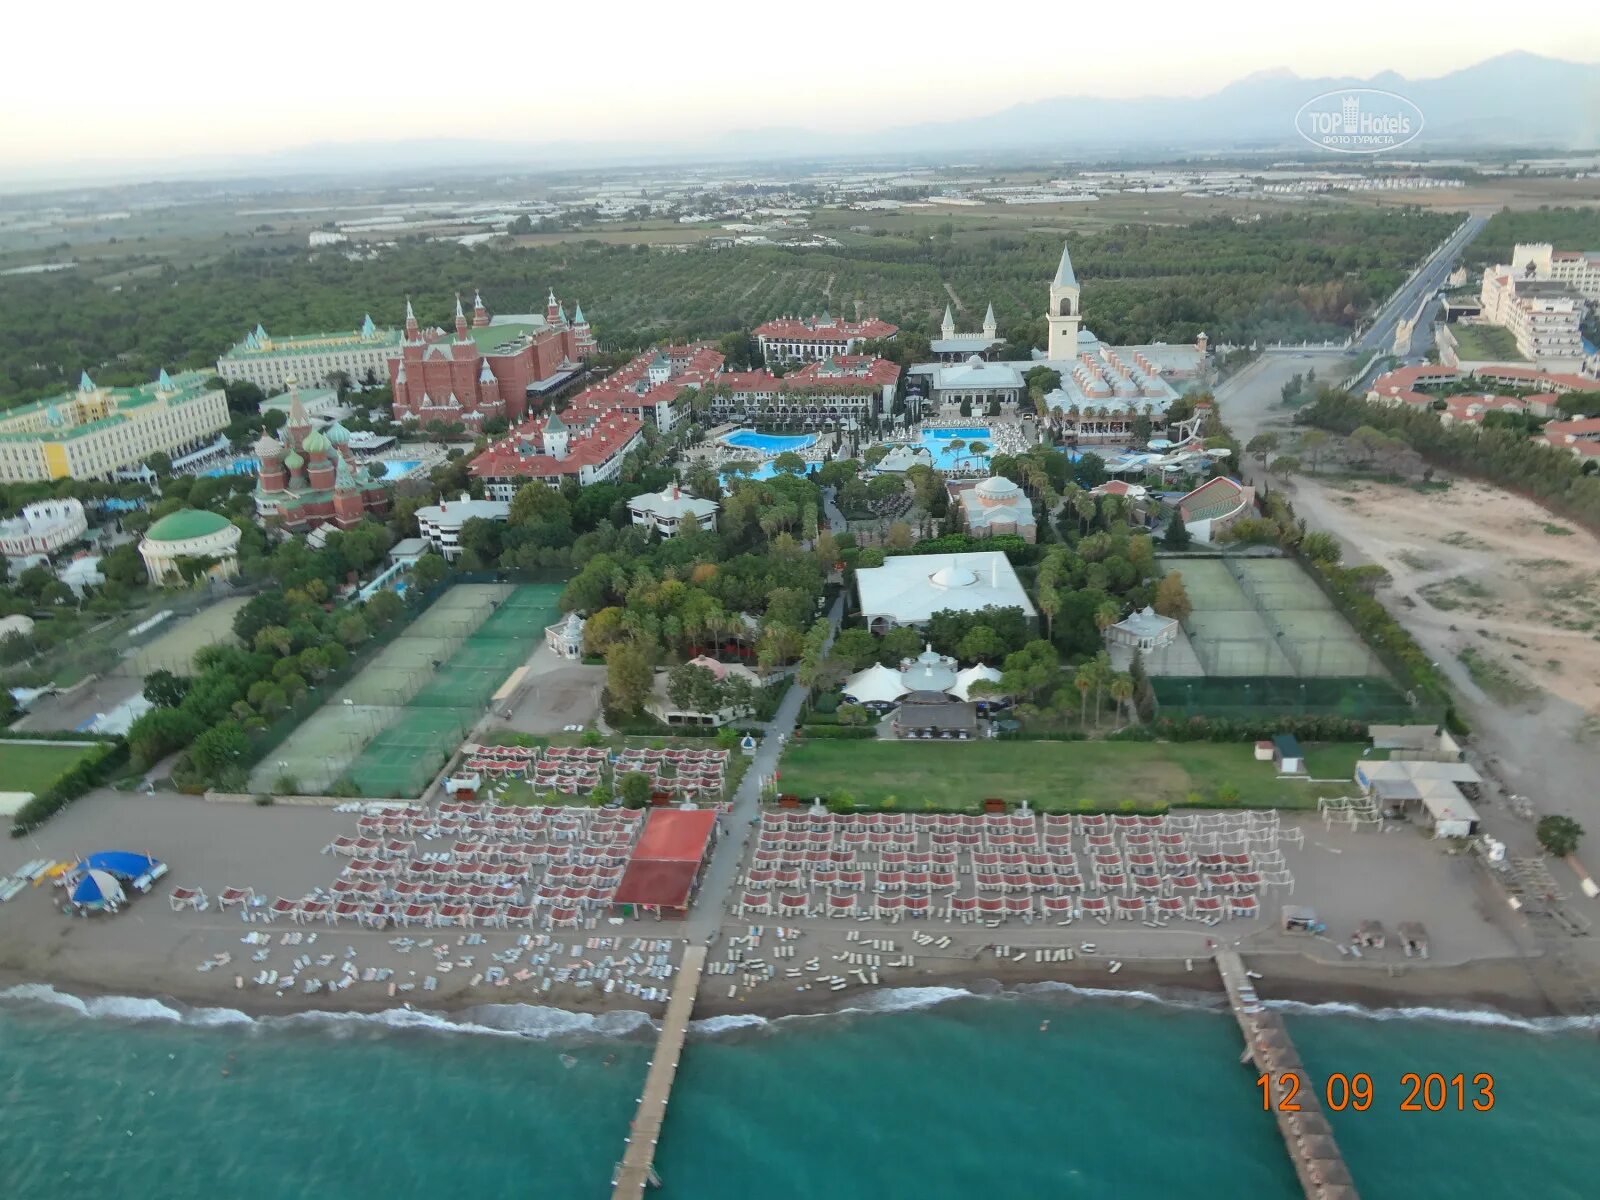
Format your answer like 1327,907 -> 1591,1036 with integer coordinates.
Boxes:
1294,89 -> 1424,155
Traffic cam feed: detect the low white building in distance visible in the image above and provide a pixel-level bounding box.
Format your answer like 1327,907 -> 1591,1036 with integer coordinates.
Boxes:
139,509 -> 240,585
545,611 -> 585,659
953,476 -> 1036,542
1106,606 -> 1179,653
0,498 -> 87,557
414,494 -> 510,561
855,551 -> 1036,634
58,554 -> 105,598
629,484 -> 719,537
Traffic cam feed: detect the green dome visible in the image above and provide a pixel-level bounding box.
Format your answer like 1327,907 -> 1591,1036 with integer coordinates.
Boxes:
145,508 -> 232,542
302,430 -> 331,455
325,421 -> 352,446
284,450 -> 304,469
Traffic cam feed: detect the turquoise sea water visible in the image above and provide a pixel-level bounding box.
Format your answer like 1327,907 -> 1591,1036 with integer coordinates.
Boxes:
2,984 -> 1594,1199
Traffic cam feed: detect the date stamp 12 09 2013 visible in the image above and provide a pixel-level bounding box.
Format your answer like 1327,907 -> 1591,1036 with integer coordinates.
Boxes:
1257,1071 -> 1495,1113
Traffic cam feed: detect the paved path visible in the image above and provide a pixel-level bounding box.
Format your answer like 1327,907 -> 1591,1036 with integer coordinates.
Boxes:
610,944 -> 708,1199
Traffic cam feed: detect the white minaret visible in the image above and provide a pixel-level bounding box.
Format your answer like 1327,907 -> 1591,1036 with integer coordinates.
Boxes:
982,302 -> 997,341
1047,241 -> 1082,360
941,303 -> 955,341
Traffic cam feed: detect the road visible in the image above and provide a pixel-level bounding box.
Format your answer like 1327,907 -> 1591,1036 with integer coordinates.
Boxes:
1352,213 -> 1487,355
685,488 -> 849,940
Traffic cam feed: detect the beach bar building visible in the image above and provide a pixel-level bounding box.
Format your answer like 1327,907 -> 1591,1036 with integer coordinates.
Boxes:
613,808 -> 719,916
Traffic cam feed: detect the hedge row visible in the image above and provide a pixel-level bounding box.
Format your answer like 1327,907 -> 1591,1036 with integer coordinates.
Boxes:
1108,715 -> 1368,743
9,739 -> 129,836
794,725 -> 877,740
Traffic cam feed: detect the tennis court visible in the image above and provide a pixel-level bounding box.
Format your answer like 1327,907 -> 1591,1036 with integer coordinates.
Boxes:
118,595 -> 250,678
341,583 -> 564,797
1156,556 -> 1385,681
247,583 -> 531,795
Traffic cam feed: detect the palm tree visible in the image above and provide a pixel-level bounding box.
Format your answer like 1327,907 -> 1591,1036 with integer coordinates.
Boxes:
1109,674 -> 1134,730
1074,490 -> 1096,535
1090,651 -> 1112,726
1036,582 -> 1060,641
1074,664 -> 1095,727
1094,600 -> 1120,638
946,439 -> 966,471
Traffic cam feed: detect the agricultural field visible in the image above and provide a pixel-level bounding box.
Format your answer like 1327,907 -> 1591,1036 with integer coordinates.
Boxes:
0,205 -> 1459,402
775,739 -> 1365,812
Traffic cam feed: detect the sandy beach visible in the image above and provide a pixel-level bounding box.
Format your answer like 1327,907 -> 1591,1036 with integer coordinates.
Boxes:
0,789 -> 1574,1027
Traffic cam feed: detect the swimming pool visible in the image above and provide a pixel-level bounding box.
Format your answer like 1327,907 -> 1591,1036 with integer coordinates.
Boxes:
720,461 -> 779,484
203,457 -> 421,481
917,426 -> 993,472
721,431 -> 817,454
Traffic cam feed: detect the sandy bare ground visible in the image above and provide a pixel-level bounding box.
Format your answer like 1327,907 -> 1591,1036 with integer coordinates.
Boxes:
1308,477 -> 1600,716
1,790 -> 1558,1021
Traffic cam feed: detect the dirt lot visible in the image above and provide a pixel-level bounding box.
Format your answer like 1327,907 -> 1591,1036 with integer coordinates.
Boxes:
1309,477 -> 1600,718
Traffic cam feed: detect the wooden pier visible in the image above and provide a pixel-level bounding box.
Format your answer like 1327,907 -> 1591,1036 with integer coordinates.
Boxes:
1214,950 -> 1360,1200
611,944 -> 708,1199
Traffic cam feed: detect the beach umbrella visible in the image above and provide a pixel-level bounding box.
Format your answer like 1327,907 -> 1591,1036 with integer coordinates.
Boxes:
71,869 -> 125,909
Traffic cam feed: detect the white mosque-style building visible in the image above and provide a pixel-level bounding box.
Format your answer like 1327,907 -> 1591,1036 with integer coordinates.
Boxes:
139,509 -> 241,586
906,239 -> 1208,443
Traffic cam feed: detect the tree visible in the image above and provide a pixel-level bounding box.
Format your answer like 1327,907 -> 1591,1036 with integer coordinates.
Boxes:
188,720 -> 250,782
1269,454 -> 1301,479
771,451 -> 807,476
1073,663 -> 1094,726
334,612 -> 368,647
836,702 -> 870,727
956,625 -> 1006,665
1109,673 -> 1134,730
618,770 -> 653,809
365,589 -> 404,626
127,706 -> 203,769
830,627 -> 880,671
1299,429 -> 1330,473
1153,571 -> 1192,622
411,552 -> 448,590
1246,433 -> 1280,466
1537,814 -> 1584,858
667,662 -> 722,714
1300,531 -> 1342,565
1162,510 -> 1192,549
142,669 -> 190,709
605,641 -> 654,713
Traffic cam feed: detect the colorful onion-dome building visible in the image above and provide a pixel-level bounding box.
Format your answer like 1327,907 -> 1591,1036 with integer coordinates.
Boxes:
254,389 -> 391,532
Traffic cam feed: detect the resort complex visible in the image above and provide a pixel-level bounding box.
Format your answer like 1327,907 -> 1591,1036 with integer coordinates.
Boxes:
7,123 -> 1600,1200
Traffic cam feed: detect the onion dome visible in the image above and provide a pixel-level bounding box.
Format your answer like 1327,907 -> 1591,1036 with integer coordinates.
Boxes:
284,450 -> 304,470
324,421 -> 352,447
301,430 -> 331,456
254,431 -> 284,459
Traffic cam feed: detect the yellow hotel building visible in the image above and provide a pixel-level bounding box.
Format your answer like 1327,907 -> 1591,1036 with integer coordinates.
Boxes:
0,370 -> 230,483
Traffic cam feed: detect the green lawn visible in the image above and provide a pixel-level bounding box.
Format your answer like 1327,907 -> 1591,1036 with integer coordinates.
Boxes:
0,742 -> 103,795
776,739 -> 1364,812
1448,323 -> 1525,362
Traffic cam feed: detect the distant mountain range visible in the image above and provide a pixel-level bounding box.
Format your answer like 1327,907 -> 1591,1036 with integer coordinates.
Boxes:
6,53 -> 1598,189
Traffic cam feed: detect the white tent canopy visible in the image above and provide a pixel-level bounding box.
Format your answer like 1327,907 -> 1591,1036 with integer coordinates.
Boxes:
842,663 -> 909,706
951,663 -> 1004,701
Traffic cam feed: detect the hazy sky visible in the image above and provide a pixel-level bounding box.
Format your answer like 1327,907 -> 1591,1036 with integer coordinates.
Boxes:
6,0 -> 1598,168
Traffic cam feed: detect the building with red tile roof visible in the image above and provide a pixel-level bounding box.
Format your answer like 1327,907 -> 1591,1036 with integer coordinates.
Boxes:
468,403 -> 644,500
753,313 -> 897,364
569,342 -> 724,434
711,355 -> 900,425
1542,417 -> 1600,459
1438,394 -> 1530,427
389,290 -> 595,428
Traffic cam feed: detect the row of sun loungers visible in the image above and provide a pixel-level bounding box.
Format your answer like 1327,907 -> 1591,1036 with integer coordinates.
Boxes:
734,892 -> 1260,920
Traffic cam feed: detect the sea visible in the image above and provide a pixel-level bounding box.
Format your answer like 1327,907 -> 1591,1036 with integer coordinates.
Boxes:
2,982 -> 1594,1199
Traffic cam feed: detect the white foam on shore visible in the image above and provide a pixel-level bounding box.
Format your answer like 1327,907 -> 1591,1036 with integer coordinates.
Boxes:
0,983 -> 654,1041
1265,997 -> 1600,1034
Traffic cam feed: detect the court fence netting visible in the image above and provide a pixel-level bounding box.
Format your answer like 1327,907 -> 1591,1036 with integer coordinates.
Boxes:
244,577 -> 563,798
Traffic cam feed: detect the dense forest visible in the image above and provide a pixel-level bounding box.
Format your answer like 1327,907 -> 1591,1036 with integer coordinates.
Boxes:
1465,205 -> 1600,267
0,208 -> 1458,403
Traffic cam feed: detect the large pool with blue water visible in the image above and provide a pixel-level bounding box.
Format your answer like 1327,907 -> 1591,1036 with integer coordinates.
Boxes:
204,457 -> 421,481
918,426 -> 992,471
720,431 -> 817,454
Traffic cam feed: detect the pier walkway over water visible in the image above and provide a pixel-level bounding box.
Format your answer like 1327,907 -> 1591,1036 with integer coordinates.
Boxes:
611,945 -> 707,1199
1216,949 -> 1359,1200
